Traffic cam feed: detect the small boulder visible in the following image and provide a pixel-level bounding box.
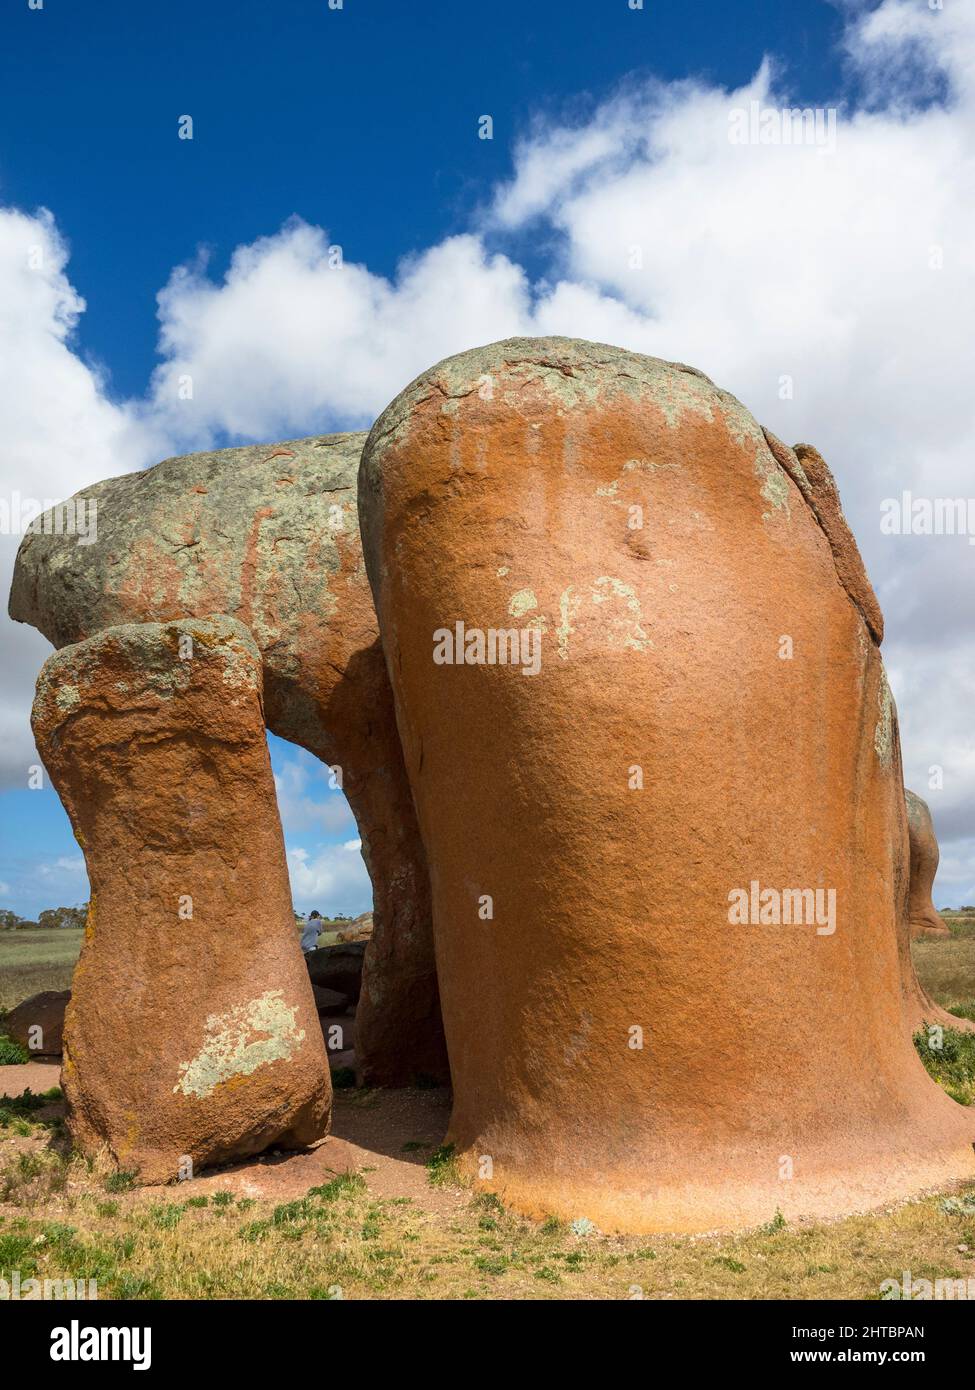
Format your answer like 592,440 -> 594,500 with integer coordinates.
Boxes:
306,942 -> 365,1003
4,990 -> 70,1057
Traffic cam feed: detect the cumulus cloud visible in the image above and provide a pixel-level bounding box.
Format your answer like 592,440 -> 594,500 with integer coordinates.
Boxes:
149,227 -> 540,445
286,840 -> 371,917
2,0 -> 975,902
0,206 -> 161,787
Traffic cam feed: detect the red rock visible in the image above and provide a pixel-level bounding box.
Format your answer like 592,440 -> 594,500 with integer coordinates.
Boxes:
359,336 -> 975,1233
905,789 -> 950,939
30,616 -> 331,1182
10,435 -> 447,1087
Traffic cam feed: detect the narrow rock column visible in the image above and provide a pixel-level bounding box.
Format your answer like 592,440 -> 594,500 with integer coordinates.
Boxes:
905,789 -> 950,940
31,615 -> 331,1182
360,336 -> 975,1234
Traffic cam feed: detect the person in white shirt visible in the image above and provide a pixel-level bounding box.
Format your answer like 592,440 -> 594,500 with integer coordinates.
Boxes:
300,910 -> 323,953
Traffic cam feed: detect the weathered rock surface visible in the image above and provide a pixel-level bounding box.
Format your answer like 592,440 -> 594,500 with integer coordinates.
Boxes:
31,616 -> 331,1182
4,990 -> 69,1057
306,941 -> 366,1004
360,335 -> 975,1233
312,985 -> 350,1015
10,434 -> 447,1087
905,789 -> 950,940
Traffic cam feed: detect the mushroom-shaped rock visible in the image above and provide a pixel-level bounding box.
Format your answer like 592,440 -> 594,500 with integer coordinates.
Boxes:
359,336 -> 975,1233
31,616 -> 331,1181
9,434 -> 446,1087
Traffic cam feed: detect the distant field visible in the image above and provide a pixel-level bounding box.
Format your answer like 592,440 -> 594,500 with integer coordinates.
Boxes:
0,916 -> 972,1017
0,928 -> 83,1013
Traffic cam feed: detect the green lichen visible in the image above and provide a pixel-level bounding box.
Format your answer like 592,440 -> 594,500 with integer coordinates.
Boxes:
173,990 -> 306,1099
755,454 -> 792,520
874,665 -> 895,770
508,589 -> 538,619
591,577 -> 651,652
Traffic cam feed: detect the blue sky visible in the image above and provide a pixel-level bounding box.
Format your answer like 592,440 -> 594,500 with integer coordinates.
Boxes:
0,0 -> 844,401
2,0 -> 975,915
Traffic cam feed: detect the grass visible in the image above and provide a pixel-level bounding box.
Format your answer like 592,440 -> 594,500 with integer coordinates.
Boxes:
0,928 -> 83,1011
914,1026 -> 975,1106
0,915 -> 973,1299
0,1037 -> 29,1066
912,912 -> 975,1020
0,1163 -> 973,1300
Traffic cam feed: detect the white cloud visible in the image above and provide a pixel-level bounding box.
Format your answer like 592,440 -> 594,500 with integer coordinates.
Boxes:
1,0 -> 974,906
286,841 -> 371,917
272,754 -> 356,836
149,226 -> 538,446
39,856 -> 85,876
0,206 -> 162,787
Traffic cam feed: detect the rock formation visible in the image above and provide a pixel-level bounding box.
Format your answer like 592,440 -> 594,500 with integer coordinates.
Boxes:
359,335 -> 975,1233
905,789 -> 950,939
31,616 -> 331,1181
3,990 -> 69,1057
10,435 -> 447,1087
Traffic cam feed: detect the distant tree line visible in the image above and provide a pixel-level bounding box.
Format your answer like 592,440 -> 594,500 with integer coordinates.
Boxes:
0,904 -> 88,930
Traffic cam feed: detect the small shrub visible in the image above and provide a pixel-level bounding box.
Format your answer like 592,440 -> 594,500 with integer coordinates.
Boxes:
914,1026 -> 975,1105
426,1144 -> 458,1187
308,1172 -> 366,1202
761,1209 -> 787,1234
0,1036 -> 29,1065
103,1169 -> 137,1194
147,1203 -> 183,1230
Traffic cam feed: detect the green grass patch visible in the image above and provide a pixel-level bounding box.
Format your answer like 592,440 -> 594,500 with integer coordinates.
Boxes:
914,1025 -> 975,1105
0,1035 -> 29,1065
426,1143 -> 459,1187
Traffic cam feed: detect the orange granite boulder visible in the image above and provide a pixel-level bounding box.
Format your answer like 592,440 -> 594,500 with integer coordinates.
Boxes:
359,336 -> 975,1233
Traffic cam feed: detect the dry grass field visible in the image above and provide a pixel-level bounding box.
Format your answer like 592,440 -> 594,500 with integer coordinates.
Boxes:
1,915 -> 973,1300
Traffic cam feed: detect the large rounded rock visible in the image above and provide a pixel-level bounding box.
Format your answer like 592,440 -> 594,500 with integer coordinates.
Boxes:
10,435 -> 446,1087
31,616 -> 331,1182
359,336 -> 975,1232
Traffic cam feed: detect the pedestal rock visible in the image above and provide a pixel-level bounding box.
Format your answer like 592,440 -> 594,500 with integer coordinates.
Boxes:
31,616 -> 331,1181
